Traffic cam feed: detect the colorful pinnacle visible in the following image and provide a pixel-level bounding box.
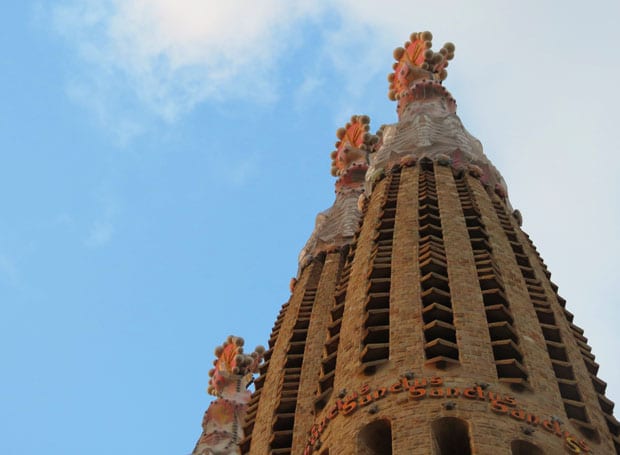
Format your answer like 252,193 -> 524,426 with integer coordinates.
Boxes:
388,31 -> 455,101
207,335 -> 264,396
193,336 -> 265,455
329,115 -> 376,177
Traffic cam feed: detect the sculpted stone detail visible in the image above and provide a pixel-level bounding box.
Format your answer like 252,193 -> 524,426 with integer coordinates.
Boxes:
330,114 -> 374,179
193,337 -> 264,455
300,31 -> 511,270
298,116 -> 377,271
365,32 -> 508,199
367,93 -> 507,197
298,189 -> 362,271
388,31 -> 455,116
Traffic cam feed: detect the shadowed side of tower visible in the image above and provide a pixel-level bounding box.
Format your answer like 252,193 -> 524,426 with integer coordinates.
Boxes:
192,31 -> 619,455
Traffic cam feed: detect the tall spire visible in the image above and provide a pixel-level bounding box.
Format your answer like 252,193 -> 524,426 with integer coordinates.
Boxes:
388,31 -> 456,118
298,116 -> 377,271
388,31 -> 454,96
330,114 -> 374,181
193,30 -> 620,455
365,32 -> 508,202
192,337 -> 264,455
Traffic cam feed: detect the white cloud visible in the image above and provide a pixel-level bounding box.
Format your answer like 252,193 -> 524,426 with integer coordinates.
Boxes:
51,0 -> 324,128
50,0 -> 620,128
47,0 -> 620,410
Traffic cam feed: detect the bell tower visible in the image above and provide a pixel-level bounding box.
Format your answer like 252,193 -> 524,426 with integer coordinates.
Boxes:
192,31 -> 619,455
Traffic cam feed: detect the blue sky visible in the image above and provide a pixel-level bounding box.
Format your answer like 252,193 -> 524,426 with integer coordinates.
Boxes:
1,1 -> 619,454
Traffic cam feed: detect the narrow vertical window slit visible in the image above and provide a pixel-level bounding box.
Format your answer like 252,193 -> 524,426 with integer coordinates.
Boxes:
268,259 -> 325,454
491,197 -> 596,440
454,173 -> 528,385
360,168 -> 401,374
315,248 -> 352,409
419,162 -> 459,368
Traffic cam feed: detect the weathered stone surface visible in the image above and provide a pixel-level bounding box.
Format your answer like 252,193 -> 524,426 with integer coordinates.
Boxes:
298,187 -> 362,271
199,31 -> 619,455
367,93 -> 507,198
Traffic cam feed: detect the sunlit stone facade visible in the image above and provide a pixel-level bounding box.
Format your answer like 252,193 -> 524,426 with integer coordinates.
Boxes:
193,31 -> 619,455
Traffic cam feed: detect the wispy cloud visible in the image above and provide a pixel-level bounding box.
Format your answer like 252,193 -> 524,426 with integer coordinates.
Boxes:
48,1 -> 620,132
50,0 -> 325,135
45,1 -> 478,134
294,75 -> 325,111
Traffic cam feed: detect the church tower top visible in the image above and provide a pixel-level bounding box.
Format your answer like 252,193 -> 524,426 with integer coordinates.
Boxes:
388,31 -> 457,118
388,31 -> 454,99
192,30 -> 620,455
330,115 -> 377,192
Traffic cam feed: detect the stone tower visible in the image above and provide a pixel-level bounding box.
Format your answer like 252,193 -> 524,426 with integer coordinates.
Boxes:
192,32 -> 619,455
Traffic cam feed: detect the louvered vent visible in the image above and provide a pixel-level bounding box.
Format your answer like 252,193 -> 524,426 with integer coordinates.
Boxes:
492,198 -> 596,440
315,246 -> 356,409
418,160 -> 459,368
455,173 -> 528,385
360,168 -> 401,374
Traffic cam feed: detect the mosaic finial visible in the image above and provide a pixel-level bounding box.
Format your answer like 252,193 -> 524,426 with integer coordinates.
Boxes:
193,336 -> 265,455
388,31 -> 455,101
330,115 -> 376,177
297,116 -> 374,271
207,335 -> 264,396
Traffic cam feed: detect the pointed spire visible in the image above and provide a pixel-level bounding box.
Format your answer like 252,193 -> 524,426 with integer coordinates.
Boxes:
192,336 -> 264,455
297,116 -> 376,271
388,31 -> 455,101
329,115 -> 377,192
386,32 -> 457,118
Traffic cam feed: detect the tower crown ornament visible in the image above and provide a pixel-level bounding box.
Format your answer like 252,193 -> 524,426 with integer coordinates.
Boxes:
330,115 -> 377,193
192,29 -> 620,455
388,31 -> 455,101
207,336 -> 264,397
192,336 -> 264,455
330,115 -> 376,178
297,117 -> 374,271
